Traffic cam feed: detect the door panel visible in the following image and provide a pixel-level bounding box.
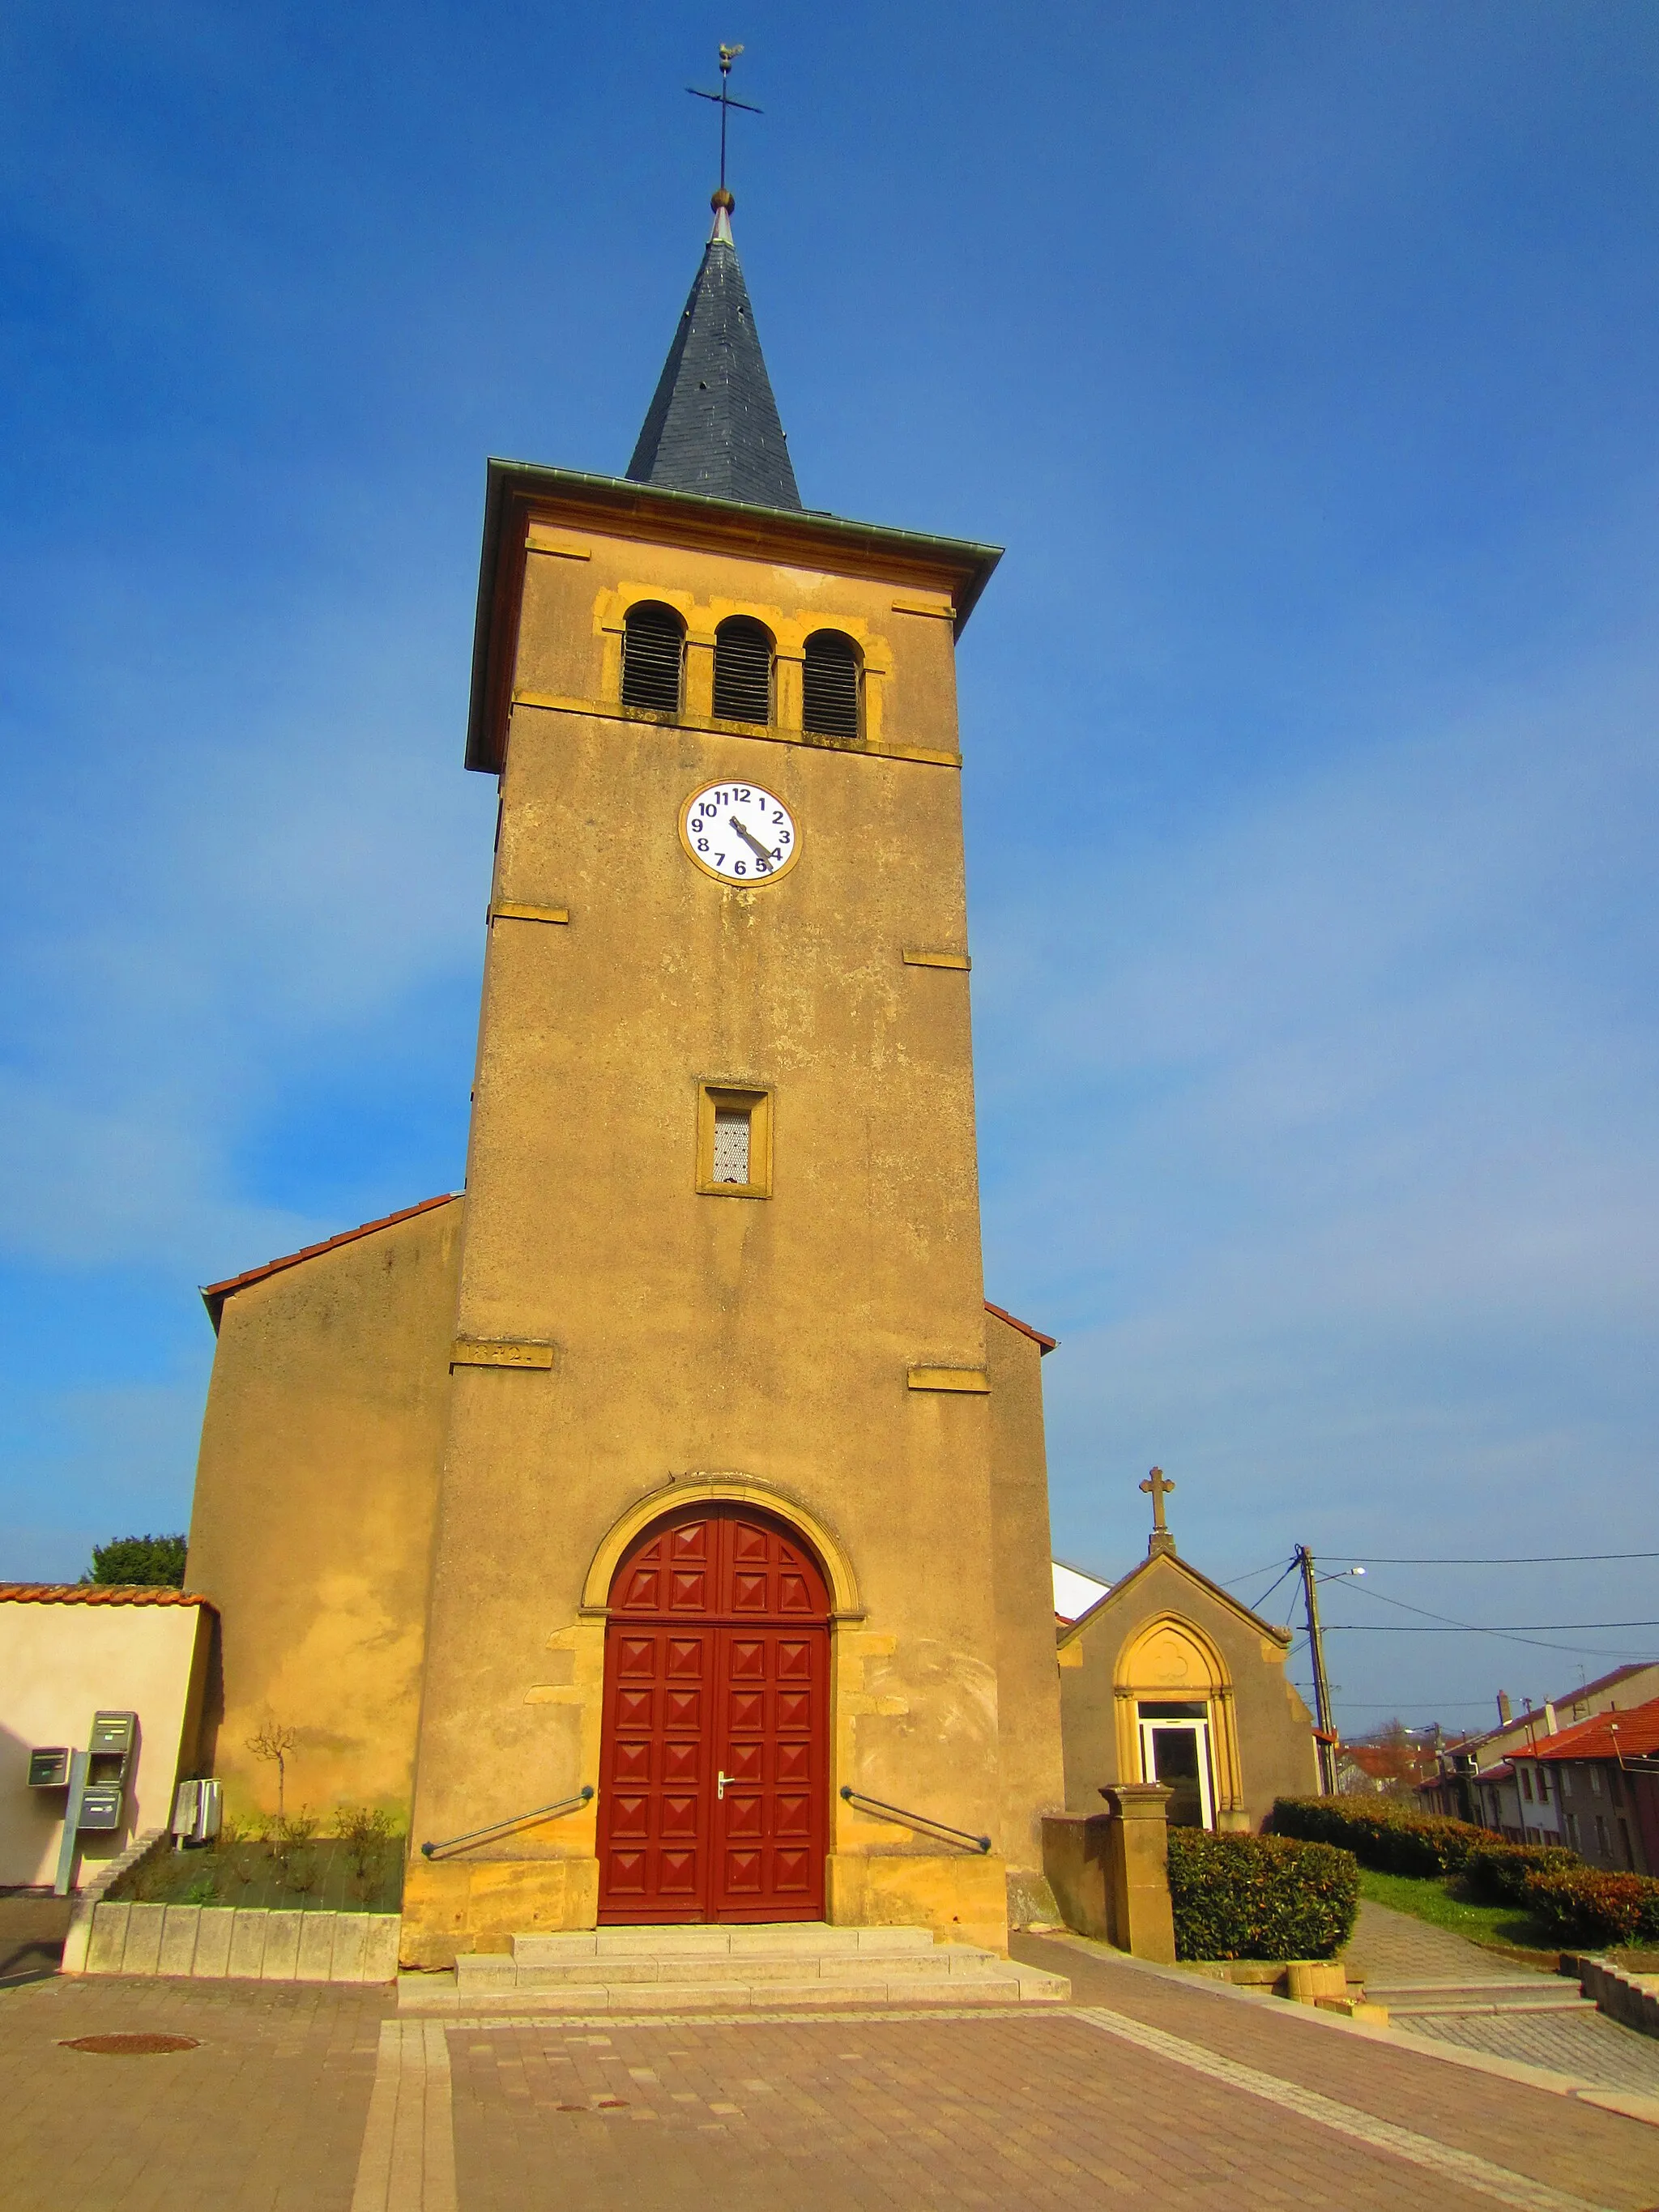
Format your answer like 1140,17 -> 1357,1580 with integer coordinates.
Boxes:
598,1505 -> 830,1924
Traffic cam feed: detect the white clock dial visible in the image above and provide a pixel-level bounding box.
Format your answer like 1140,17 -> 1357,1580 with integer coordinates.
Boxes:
679,779 -> 800,886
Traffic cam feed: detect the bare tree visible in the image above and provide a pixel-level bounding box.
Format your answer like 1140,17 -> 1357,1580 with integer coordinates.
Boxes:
245,1715 -> 299,1819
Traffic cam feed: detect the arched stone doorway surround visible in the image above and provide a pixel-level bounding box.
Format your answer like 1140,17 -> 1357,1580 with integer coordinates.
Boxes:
529,1479 -> 882,1924
595,1497 -> 833,1921
525,1477 -> 1007,1943
1112,1613 -> 1248,1831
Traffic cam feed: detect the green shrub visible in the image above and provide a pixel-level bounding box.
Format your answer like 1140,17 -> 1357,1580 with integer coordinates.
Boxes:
83,1532 -> 188,1588
1271,1796 -> 1488,1874
1520,1865 -> 1659,1949
1167,1829 -> 1360,1961
1462,1842 -> 1576,1905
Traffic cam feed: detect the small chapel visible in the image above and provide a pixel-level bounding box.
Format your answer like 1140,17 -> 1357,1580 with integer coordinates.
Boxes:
180,176 -> 1316,1967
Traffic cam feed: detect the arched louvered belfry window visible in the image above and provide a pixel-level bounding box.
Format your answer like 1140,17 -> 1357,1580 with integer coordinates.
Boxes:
802,629 -> 862,741
712,616 -> 774,725
621,602 -> 685,714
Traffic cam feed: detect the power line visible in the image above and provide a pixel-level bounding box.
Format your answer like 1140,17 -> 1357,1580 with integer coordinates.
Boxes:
1326,1620 -> 1659,1633
1337,1550 -> 1659,1566
1219,1559 -> 1295,1588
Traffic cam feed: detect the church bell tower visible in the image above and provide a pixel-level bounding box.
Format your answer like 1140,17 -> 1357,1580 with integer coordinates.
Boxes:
400,186 -> 1064,1963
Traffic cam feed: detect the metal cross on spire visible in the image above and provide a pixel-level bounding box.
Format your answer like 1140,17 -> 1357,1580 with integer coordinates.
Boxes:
688,43 -> 761,198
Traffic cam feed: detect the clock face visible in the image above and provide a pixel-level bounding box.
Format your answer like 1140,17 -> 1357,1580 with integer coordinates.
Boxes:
679,779 -> 800,886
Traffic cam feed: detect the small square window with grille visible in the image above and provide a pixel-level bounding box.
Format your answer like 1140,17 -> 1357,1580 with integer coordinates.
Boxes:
696,1085 -> 772,1197
711,1108 -> 751,1184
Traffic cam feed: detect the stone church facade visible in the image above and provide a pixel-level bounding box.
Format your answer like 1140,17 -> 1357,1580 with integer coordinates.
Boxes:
188,194 -> 1065,1967
184,192 -> 1316,1968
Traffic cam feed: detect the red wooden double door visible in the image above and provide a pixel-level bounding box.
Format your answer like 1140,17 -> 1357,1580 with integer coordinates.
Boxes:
597,1503 -> 830,1924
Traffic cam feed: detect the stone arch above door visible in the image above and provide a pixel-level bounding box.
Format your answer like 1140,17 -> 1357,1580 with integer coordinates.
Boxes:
580,1479 -> 863,1620
1113,1612 -> 1246,1824
1115,1614 -> 1230,1700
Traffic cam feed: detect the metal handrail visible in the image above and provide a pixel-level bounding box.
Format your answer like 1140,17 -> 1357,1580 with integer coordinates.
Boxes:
839,1784 -> 991,1854
420,1785 -> 594,1861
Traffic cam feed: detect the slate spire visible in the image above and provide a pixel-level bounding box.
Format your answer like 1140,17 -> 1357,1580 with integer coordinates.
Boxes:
626,190 -> 802,512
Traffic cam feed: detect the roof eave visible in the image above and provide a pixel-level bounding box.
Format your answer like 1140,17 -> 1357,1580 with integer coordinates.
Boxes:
464,462 -> 1004,775
1056,1548 -> 1296,1652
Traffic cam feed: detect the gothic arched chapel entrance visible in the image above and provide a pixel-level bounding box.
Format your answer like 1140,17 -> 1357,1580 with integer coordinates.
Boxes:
596,1502 -> 831,1924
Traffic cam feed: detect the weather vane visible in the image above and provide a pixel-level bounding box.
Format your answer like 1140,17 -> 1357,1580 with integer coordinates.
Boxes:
688,43 -> 761,198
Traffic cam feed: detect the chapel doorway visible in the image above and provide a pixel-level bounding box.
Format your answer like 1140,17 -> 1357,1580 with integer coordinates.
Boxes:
596,1502 -> 830,1924
1137,1702 -> 1216,1829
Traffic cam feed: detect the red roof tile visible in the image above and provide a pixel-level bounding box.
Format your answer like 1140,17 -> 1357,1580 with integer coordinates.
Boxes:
1531,1692 -> 1659,1762
984,1302 -> 1057,1353
200,1192 -> 463,1328
0,1584 -> 215,1609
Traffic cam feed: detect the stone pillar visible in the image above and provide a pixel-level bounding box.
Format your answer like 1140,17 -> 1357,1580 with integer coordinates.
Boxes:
1100,1783 -> 1176,1965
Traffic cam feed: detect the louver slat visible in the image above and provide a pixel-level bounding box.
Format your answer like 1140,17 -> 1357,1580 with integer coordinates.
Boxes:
713,619 -> 773,724
622,605 -> 685,714
802,632 -> 861,740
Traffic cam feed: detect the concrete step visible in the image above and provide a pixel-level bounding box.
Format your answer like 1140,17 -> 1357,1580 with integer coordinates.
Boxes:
464,1950 -> 1004,1990
403,1970 -> 1064,2014
400,1922 -> 1069,2014
512,1922 -> 936,1963
1370,1979 -> 1597,2018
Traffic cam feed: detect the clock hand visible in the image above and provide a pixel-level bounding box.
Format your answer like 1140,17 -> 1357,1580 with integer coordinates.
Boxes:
729,816 -> 776,864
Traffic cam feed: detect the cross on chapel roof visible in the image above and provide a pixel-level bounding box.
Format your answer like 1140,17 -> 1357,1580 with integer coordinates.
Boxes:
1141,1465 -> 1176,1558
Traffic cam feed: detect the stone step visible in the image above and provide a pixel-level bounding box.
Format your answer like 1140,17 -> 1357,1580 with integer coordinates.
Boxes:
1363,1981 -> 1557,1999
403,1969 -> 1068,2014
1387,1997 -> 1597,2017
462,1949 -> 1002,1991
400,1923 -> 1069,2014
1372,1983 -> 1597,2018
402,1961 -> 1068,2014
512,1922 -> 935,1963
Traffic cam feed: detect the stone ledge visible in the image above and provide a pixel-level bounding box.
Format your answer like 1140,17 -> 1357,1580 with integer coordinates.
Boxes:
77,1901 -> 399,1983
58,1829 -> 168,1975
1567,1952 -> 1659,2039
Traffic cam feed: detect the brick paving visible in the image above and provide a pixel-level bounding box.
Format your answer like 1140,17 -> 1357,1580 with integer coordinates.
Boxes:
5,1941 -> 1658,2211
1404,2006 -> 1659,2094
1010,1934 -> 1659,2208
441,2006 -> 1646,2210
1347,1898 -> 1550,1984
0,1969 -> 390,2211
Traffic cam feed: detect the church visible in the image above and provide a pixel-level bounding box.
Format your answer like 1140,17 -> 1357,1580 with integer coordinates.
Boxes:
181,181 -> 1315,1968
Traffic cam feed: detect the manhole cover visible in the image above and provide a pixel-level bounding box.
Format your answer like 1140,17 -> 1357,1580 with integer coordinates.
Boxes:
60,2033 -> 200,2056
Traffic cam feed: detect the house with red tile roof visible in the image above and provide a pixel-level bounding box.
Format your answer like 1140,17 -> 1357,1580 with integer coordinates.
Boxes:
1525,1694 -> 1659,1874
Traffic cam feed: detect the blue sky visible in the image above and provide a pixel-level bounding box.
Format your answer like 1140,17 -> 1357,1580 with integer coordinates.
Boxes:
2,2 -> 1656,1733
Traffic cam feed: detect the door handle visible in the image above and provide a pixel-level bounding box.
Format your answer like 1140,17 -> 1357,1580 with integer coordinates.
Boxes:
717,1770 -> 735,1801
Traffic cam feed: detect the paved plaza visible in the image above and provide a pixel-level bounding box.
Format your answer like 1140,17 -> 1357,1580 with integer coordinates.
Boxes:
3,1929 -> 1658,2212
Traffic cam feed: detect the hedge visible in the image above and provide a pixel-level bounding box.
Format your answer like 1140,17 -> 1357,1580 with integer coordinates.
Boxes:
1166,1829 -> 1360,1962
1519,1865 -> 1659,1949
1271,1796 -> 1489,1875
1462,1842 -> 1576,1906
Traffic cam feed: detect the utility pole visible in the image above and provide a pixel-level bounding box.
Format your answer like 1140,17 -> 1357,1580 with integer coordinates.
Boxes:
1297,1545 -> 1337,1793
